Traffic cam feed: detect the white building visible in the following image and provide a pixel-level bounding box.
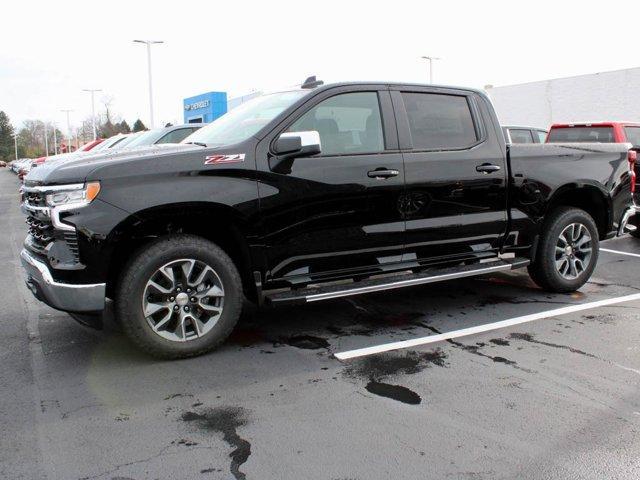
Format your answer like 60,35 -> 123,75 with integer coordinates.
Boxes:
485,67 -> 640,129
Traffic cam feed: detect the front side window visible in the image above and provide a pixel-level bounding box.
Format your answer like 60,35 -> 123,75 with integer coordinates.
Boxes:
624,126 -> 640,147
509,129 -> 535,144
401,92 -> 478,150
287,92 -> 384,156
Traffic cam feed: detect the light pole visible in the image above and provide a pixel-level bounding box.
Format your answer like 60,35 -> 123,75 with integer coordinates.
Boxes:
82,89 -> 102,140
133,39 -> 164,128
13,133 -> 18,160
43,122 -> 49,156
53,123 -> 58,155
61,109 -> 73,153
421,56 -> 441,84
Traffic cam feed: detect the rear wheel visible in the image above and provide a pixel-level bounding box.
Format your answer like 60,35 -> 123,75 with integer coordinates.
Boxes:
115,234 -> 243,359
528,207 -> 599,293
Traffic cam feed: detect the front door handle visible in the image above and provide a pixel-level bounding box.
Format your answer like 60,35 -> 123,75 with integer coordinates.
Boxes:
476,163 -> 501,174
368,168 -> 400,179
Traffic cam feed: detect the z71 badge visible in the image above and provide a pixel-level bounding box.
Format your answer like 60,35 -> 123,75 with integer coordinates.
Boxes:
204,154 -> 245,165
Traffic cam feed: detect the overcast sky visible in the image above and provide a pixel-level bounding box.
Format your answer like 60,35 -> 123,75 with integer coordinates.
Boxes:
2,0 -> 640,132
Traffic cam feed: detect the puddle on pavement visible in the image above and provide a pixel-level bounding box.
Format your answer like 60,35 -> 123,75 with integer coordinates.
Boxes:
181,407 -> 250,480
365,381 -> 422,405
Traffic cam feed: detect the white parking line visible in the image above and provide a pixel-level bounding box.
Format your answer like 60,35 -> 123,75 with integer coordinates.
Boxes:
334,293 -> 640,361
601,248 -> 640,259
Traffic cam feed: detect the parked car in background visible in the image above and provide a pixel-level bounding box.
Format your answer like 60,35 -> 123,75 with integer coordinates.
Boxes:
547,122 -> 639,236
11,158 -> 31,174
502,125 -> 548,144
0,161 -> 6,168
547,122 -> 640,144
85,134 -> 131,153
30,138 -> 105,170
123,124 -> 203,151
20,81 -> 636,358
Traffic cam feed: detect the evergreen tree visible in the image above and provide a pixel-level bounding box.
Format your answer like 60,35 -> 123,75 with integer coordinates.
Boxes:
132,119 -> 147,132
0,111 -> 16,161
119,120 -> 131,134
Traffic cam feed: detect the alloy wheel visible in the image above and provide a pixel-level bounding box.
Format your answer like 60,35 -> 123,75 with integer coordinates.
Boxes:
555,223 -> 592,280
142,258 -> 224,342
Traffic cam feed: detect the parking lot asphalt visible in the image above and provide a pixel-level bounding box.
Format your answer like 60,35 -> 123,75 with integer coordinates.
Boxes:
1,168 -> 640,480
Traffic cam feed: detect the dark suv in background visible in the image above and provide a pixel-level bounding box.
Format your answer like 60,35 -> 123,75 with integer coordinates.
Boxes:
502,125 -> 548,144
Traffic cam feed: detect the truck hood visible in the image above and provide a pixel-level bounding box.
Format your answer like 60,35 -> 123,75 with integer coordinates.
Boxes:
24,143 -> 201,186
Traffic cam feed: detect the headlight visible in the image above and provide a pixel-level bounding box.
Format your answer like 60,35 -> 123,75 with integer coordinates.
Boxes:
45,182 -> 101,208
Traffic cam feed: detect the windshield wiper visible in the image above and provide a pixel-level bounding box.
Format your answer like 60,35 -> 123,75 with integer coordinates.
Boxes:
184,141 -> 208,147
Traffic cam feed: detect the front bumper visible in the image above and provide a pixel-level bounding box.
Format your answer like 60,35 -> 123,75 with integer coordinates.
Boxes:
20,249 -> 105,313
618,205 -> 639,236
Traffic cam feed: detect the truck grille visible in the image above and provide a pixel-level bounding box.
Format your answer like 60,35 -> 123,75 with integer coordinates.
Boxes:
22,187 -> 81,264
24,191 -> 46,208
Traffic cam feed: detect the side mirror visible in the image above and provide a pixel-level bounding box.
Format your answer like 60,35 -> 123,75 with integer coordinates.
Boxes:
274,131 -> 321,158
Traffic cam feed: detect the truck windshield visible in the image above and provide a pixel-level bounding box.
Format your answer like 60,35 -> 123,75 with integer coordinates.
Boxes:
182,90 -> 309,147
547,126 -> 615,143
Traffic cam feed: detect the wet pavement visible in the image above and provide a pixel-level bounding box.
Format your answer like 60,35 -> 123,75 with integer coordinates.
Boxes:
1,169 -> 640,479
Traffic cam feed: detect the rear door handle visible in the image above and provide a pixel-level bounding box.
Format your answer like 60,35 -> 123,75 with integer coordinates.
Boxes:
368,168 -> 400,179
476,163 -> 501,174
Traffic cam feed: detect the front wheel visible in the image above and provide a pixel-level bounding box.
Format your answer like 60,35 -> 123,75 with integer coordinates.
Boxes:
115,235 -> 243,359
528,207 -> 599,293
630,215 -> 640,238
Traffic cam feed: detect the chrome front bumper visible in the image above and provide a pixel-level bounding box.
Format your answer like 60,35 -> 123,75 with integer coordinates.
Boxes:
20,249 -> 105,313
618,205 -> 639,236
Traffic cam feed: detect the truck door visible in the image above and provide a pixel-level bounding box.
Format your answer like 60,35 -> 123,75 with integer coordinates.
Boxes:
391,87 -> 508,266
255,87 -> 406,284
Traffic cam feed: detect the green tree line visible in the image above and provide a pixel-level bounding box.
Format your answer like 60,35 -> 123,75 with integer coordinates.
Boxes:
0,110 -> 147,161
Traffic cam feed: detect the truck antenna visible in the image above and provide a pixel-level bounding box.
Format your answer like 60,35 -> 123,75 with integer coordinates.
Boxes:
301,76 -> 324,89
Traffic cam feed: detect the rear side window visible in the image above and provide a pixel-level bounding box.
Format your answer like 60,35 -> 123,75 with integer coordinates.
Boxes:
509,129 -> 534,144
624,126 -> 640,147
401,92 -> 478,150
157,128 -> 195,144
547,127 -> 615,143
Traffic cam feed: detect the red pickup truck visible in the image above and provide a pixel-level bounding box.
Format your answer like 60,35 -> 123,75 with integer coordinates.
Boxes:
547,122 -> 640,237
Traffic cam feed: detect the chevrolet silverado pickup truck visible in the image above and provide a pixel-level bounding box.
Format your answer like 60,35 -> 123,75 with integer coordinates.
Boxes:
20,79 -> 637,358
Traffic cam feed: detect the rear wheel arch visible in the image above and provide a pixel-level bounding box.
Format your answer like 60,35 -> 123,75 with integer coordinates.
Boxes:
105,203 -> 257,300
545,184 -> 611,239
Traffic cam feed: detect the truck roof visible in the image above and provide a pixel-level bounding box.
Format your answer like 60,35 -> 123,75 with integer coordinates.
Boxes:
313,81 -> 486,96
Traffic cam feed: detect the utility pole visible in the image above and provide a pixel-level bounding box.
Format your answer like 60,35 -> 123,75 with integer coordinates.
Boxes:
421,56 -> 441,84
133,39 -> 164,128
43,122 -> 49,156
53,124 -> 58,155
61,109 -> 73,153
82,89 -> 102,140
13,133 -> 18,160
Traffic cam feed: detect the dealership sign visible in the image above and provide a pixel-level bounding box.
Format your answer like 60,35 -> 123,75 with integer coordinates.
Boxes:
184,100 -> 210,111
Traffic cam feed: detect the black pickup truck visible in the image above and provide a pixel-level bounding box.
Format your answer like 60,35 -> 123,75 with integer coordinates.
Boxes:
20,79 -> 637,358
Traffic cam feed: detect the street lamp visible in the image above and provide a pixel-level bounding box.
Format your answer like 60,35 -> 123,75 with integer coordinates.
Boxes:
13,133 -> 18,160
43,122 -> 48,156
82,89 -> 102,140
133,39 -> 164,128
421,56 -> 441,84
53,123 -> 58,155
61,109 -> 73,153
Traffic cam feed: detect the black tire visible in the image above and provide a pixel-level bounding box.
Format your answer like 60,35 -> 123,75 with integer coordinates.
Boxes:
528,207 -> 599,293
115,234 -> 243,359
